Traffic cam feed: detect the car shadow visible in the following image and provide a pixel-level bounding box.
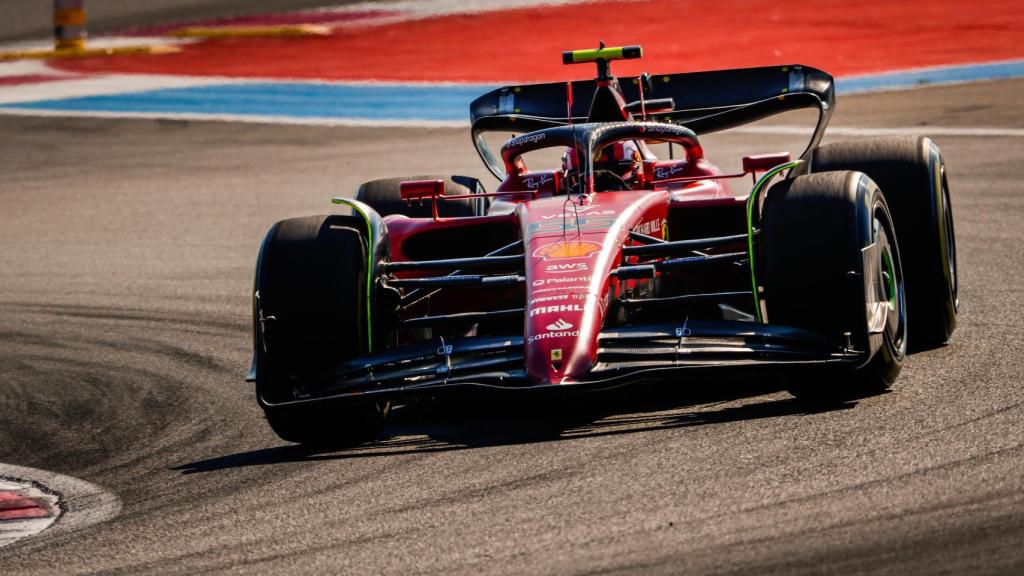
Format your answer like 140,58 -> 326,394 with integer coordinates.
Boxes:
174,379 -> 865,475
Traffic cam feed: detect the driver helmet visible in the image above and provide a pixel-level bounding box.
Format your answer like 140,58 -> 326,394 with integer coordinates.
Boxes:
562,140 -> 642,183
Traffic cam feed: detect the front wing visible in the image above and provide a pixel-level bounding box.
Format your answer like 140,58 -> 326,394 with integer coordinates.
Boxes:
255,319 -> 864,409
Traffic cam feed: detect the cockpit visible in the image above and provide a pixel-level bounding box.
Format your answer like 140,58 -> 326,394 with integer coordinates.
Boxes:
494,121 -> 708,197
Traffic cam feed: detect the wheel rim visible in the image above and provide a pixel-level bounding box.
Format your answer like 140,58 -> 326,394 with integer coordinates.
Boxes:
874,203 -> 907,354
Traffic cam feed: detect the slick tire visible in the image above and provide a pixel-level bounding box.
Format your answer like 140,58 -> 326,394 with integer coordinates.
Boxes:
812,137 -> 957,350
356,175 -> 486,218
762,171 -> 908,401
253,215 -> 387,446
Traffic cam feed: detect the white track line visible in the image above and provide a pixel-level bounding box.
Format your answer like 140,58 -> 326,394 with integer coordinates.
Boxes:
0,106 -> 466,128
732,125 -> 1024,138
1,106 -> 1018,137
310,0 -> 597,20
0,70 -> 506,105
0,59 -> 76,78
0,73 -> 237,105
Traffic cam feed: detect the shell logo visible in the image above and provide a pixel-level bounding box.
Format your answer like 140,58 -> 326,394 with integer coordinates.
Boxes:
533,240 -> 602,260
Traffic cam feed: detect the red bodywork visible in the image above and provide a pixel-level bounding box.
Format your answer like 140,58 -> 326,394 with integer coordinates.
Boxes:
250,54 -> 855,411
384,153 -> 744,385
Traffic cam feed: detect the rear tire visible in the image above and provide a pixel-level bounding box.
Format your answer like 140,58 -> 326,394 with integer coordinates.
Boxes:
356,175 -> 485,218
254,215 -> 387,446
762,171 -> 908,401
812,137 -> 957,350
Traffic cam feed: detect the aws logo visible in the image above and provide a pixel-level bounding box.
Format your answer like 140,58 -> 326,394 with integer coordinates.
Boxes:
545,262 -> 589,273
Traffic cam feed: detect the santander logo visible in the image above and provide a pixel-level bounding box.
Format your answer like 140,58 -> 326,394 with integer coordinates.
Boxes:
528,318 -> 580,343
546,318 -> 573,331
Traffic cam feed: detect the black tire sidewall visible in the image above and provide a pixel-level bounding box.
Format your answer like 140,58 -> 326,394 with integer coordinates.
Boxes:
812,137 -> 957,348
762,171 -> 905,398
253,215 -> 385,445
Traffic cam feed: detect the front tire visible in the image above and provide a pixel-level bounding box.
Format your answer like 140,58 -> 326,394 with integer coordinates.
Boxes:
762,171 -> 907,400
253,215 -> 387,446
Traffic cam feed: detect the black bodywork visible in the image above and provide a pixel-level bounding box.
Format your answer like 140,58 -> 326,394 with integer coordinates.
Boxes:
471,64 -> 835,178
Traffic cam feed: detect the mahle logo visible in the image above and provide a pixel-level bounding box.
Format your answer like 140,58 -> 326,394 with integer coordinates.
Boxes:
530,304 -> 583,317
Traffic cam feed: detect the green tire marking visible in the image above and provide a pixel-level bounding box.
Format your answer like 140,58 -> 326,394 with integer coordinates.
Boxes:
881,247 -> 897,307
745,160 -> 803,323
332,197 -> 374,353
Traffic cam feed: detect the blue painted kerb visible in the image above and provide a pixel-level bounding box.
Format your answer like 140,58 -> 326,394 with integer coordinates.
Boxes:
5,59 -> 1024,122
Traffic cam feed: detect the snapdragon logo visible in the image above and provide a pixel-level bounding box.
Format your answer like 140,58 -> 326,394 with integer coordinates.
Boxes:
641,124 -> 680,135
509,133 -> 546,147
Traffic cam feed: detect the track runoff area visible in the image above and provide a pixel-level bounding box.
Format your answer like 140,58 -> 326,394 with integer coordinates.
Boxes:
1,0 -> 1023,566
0,0 -> 1023,127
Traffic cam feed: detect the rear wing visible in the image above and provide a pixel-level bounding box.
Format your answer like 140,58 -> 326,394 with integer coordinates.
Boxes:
470,64 -> 835,179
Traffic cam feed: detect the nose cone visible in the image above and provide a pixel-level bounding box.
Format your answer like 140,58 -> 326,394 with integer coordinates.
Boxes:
526,291 -> 600,383
519,191 -> 668,384
525,236 -> 612,383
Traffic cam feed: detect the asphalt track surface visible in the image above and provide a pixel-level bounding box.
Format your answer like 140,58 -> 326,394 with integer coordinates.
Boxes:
0,0 -> 361,42
1,79 -> 1023,574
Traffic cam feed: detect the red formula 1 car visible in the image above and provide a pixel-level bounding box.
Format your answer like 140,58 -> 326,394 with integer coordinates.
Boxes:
249,46 -> 958,445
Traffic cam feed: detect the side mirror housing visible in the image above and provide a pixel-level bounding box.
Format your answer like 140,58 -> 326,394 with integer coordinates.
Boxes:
399,179 -> 445,202
399,179 -> 445,219
742,152 -> 792,173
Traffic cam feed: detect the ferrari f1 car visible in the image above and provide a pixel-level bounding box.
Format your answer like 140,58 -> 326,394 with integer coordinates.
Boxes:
249,46 -> 958,445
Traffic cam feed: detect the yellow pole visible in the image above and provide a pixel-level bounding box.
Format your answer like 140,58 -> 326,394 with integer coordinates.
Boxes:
53,0 -> 87,51
1,0 -> 180,60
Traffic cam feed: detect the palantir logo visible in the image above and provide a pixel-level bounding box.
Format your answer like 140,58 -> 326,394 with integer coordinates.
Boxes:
546,318 -> 573,331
